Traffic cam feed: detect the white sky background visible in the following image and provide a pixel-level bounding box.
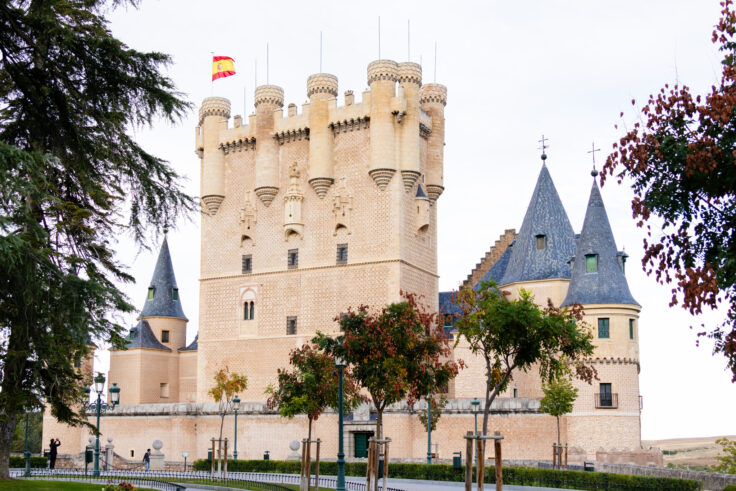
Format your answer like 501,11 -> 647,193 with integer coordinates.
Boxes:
96,0 -> 735,441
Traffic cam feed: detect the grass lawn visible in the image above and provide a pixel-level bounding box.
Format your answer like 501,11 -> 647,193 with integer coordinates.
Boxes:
0,480 -> 156,490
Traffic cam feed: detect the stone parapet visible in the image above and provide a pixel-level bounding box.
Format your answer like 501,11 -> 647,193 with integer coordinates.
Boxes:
367,59 -> 399,84
397,62 -> 422,86
254,85 -> 284,108
199,97 -> 231,125
420,83 -> 447,106
307,73 -> 338,98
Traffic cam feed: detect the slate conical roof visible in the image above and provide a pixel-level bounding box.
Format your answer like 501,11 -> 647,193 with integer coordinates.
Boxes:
122,319 -> 171,351
500,164 -> 576,285
140,237 -> 188,320
562,175 -> 639,307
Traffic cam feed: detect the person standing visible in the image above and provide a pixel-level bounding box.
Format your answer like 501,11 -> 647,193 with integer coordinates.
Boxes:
143,448 -> 150,472
49,438 -> 61,470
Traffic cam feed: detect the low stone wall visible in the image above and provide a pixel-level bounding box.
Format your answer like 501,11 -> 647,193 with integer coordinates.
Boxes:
598,463 -> 736,491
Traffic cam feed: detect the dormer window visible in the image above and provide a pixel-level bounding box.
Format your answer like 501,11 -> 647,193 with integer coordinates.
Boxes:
147,287 -> 155,300
172,288 -> 179,301
585,254 -> 598,273
535,234 -> 546,250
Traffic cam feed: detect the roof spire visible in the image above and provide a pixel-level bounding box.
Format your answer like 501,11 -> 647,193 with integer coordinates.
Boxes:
140,237 -> 187,320
538,134 -> 549,163
588,141 -> 600,178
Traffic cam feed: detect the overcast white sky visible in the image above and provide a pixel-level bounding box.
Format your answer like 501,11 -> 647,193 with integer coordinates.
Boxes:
98,0 -> 735,441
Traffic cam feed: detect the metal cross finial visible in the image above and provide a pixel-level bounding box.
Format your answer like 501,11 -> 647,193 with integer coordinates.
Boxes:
538,135 -> 549,161
588,141 -> 601,177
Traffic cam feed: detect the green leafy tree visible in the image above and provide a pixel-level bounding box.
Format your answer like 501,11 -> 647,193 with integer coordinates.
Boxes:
0,0 -> 192,478
10,411 -> 42,454
265,344 -> 364,442
455,281 -> 596,437
603,0 -> 736,380
539,377 -> 578,447
314,292 -> 463,440
417,395 -> 448,432
208,367 -> 248,442
715,438 -> 736,474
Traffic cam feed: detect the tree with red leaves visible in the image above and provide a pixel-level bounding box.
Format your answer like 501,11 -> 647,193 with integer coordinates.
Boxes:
603,0 -> 736,381
313,292 -> 463,440
265,344 -> 363,442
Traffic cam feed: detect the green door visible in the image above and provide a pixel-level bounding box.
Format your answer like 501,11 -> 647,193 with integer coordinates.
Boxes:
354,433 -> 368,458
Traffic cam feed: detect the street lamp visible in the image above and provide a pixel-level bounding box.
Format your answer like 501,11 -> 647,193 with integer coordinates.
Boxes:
84,373 -> 120,477
232,395 -> 240,460
471,397 -> 480,467
426,395 -> 432,465
23,412 -> 30,477
334,355 -> 347,491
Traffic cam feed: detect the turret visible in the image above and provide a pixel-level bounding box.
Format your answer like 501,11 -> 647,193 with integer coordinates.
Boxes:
419,84 -> 447,201
415,184 -> 430,233
254,85 -> 284,207
197,97 -> 230,214
367,60 -> 399,190
398,62 -> 422,192
306,73 -> 338,198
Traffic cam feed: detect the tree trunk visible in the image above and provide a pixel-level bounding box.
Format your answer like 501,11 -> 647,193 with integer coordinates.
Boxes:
376,409 -> 383,441
308,418 -> 312,442
0,414 -> 18,479
556,416 -> 561,447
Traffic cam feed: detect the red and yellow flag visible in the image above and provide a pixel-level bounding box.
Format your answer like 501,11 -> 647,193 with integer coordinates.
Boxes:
212,56 -> 235,81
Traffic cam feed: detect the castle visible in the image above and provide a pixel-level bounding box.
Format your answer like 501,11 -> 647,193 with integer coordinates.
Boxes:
43,57 -> 648,465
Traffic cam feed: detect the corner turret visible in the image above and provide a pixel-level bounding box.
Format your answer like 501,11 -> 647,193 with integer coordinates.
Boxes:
367,60 -> 399,190
419,83 -> 447,201
254,85 -> 284,206
398,62 -> 422,192
307,73 -> 338,198
197,97 -> 231,214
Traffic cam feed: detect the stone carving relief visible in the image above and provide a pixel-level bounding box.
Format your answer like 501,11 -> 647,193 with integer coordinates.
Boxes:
332,177 -> 353,236
283,162 -> 304,240
240,190 -> 257,246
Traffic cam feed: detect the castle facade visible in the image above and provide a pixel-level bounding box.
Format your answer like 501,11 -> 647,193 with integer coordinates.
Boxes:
43,58 -> 649,466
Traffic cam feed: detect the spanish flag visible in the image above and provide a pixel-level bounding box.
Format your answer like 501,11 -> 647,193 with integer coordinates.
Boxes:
212,56 -> 235,81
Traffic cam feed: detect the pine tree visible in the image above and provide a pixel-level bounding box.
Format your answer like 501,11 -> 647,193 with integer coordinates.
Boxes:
0,0 -> 193,477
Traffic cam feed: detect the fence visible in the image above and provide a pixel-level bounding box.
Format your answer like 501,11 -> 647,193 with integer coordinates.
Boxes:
9,468 -> 406,491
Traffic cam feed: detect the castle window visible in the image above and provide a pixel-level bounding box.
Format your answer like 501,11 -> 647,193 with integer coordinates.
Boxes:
242,254 -> 252,274
598,318 -> 610,339
147,287 -> 154,300
621,255 -> 626,274
160,383 -> 169,398
161,330 -> 170,343
336,244 -> 348,265
585,254 -> 598,273
172,288 -> 179,301
244,301 -> 255,320
535,234 -> 547,250
597,383 -> 615,408
288,249 -> 299,269
130,450 -> 135,458
629,319 -> 635,339
286,316 -> 297,335
443,314 -> 453,327
513,387 -> 518,398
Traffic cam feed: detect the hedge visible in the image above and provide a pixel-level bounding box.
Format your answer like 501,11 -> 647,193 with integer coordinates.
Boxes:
722,486 -> 736,491
9,456 -> 48,468
192,459 -> 701,490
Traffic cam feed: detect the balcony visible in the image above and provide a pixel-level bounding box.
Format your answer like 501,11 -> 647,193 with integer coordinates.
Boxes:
594,393 -> 618,409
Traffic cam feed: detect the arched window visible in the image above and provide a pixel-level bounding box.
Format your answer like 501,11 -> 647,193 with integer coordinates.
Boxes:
249,301 -> 255,320
240,287 -> 257,321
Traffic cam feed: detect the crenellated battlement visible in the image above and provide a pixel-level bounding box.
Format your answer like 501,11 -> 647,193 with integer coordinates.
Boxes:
196,57 -> 446,206
254,85 -> 284,108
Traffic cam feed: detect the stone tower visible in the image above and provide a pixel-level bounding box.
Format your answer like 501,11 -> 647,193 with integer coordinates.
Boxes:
194,59 -> 446,400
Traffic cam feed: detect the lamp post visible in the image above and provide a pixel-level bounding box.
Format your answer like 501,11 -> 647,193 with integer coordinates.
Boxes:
232,395 -> 240,460
23,412 -> 30,477
426,395 -> 432,465
85,373 -> 120,477
471,397 -> 480,467
334,355 -> 347,491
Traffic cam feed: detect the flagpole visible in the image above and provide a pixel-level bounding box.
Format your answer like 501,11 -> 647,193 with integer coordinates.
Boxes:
210,51 -> 214,96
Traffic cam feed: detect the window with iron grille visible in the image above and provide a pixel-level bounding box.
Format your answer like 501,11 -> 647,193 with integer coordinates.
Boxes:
336,244 -> 348,265
598,318 -> 610,338
286,316 -> 297,335
242,255 -> 252,274
288,249 -> 298,269
161,330 -> 170,343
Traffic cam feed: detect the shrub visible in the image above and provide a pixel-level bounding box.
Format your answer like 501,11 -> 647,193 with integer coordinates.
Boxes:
191,459 -> 701,490
722,486 -> 736,491
9,456 -> 48,468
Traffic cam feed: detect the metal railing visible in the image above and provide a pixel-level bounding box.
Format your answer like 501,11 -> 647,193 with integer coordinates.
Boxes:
594,392 -> 618,408
9,468 -> 406,491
